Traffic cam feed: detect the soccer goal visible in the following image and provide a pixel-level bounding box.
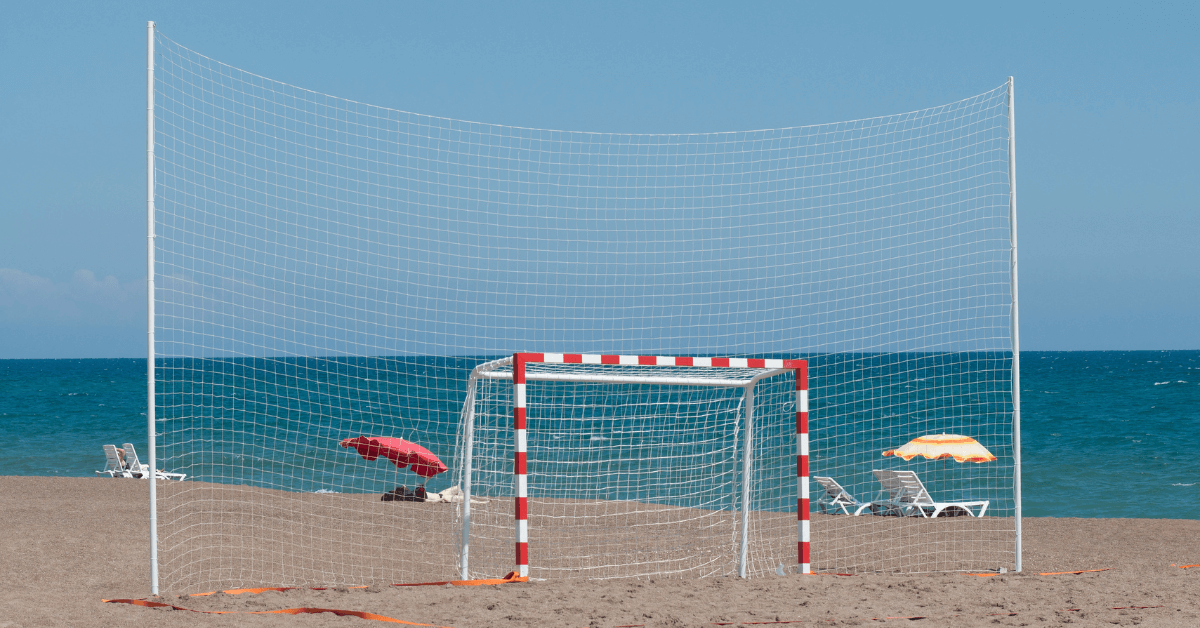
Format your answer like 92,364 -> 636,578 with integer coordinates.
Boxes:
453,354 -> 809,580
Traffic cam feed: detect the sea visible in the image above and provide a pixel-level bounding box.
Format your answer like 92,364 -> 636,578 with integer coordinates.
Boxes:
1,351 -> 1196,519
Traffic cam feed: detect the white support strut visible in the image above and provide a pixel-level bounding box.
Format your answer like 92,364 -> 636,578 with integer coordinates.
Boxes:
739,384 -> 754,578
459,373 -> 478,580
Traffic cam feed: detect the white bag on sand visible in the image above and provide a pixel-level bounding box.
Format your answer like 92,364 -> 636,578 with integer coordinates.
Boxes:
429,485 -> 487,505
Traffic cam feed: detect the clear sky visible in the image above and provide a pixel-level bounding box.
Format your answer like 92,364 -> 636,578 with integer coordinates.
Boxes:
1,1 -> 1196,358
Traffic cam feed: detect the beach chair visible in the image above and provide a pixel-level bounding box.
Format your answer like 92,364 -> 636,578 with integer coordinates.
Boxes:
812,476 -> 863,515
122,443 -> 187,481
95,444 -> 132,478
856,469 -> 988,518
122,443 -> 150,477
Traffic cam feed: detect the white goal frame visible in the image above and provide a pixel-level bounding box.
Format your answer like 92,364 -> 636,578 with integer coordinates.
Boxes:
457,353 -> 810,579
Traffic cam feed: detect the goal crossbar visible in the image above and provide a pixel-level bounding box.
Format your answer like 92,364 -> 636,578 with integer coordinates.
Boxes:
471,355 -> 795,387
458,353 -> 810,579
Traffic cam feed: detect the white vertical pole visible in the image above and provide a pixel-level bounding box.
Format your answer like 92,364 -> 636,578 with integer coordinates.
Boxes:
459,375 -> 478,580
739,384 -> 754,578
1007,76 -> 1023,574
146,20 -> 160,596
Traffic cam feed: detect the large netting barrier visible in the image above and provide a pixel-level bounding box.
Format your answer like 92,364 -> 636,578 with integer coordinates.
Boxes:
150,27 -> 1017,592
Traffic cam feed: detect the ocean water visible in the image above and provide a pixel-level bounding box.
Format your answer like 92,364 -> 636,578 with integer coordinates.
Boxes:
1019,351 -> 1199,518
1,351 -> 1196,519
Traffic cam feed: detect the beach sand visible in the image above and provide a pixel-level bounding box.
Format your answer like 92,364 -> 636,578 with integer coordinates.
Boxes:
2,476 -> 1198,627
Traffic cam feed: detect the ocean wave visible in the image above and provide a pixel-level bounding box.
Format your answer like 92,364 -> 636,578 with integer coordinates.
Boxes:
1171,483 -> 1196,487
1154,381 -> 1169,385
312,488 -> 339,494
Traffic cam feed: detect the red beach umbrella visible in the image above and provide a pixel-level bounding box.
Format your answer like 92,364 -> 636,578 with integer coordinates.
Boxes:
340,436 -> 448,479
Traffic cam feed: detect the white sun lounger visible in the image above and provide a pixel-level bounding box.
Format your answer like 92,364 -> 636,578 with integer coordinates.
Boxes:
122,443 -> 150,477
96,444 -> 133,478
855,469 -> 988,518
812,476 -> 863,515
122,443 -> 186,481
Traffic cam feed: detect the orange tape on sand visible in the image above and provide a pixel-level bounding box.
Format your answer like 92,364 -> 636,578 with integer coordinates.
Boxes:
102,598 -> 451,625
105,572 -> 527,624
186,571 -> 527,597
393,572 -> 530,587
965,568 -> 1113,577
1060,605 -> 1164,612
188,586 -> 354,597
1177,564 -> 1199,569
713,621 -> 805,625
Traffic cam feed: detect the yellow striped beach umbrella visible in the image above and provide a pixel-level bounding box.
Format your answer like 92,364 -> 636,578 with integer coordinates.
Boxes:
882,434 -> 996,463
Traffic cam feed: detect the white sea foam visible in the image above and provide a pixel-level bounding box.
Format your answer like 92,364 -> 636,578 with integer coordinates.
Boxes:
590,435 -> 608,441
313,488 -> 339,494
1171,483 -> 1196,487
1154,381 -> 1169,385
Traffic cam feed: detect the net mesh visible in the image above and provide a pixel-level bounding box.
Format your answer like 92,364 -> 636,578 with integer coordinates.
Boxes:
151,28 -> 1016,592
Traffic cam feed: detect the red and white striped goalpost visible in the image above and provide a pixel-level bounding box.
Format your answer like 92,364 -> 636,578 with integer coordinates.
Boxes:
796,361 -> 809,575
510,352 -> 810,578
512,354 -> 529,577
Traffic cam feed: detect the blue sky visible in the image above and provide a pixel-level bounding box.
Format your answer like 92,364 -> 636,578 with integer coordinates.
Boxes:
1,1 -> 1196,358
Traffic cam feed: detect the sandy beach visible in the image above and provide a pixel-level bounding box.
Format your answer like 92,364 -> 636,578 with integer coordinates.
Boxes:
2,476 -> 1197,627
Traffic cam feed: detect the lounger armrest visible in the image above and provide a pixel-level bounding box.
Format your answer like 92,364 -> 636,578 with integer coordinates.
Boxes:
154,471 -> 187,481
928,500 -> 989,517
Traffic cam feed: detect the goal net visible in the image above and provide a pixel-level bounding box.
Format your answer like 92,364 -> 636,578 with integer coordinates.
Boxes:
454,354 -> 806,580
148,24 -> 1018,593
